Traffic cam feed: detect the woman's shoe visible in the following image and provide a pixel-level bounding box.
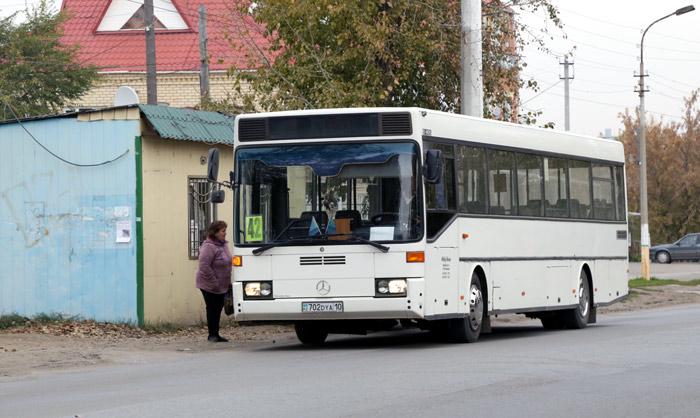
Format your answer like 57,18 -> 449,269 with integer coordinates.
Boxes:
208,335 -> 229,343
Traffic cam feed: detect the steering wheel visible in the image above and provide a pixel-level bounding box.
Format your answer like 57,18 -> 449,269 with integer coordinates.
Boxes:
371,213 -> 398,225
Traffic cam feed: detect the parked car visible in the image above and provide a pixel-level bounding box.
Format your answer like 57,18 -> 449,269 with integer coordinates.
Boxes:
650,233 -> 700,263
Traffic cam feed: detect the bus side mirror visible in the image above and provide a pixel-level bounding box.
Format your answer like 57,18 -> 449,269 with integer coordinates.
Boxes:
211,189 -> 225,204
423,149 -> 443,184
207,148 -> 220,182
230,170 -> 237,188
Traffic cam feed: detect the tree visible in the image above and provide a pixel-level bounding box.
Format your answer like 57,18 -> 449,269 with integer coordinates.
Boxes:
619,90 -> 700,245
217,0 -> 561,125
0,1 -> 97,119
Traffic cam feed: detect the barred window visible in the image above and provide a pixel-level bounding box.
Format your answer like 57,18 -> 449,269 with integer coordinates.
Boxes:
188,177 -> 215,259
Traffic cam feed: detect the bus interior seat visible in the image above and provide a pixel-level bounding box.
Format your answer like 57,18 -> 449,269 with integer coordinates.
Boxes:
335,210 -> 362,228
489,206 -> 506,215
300,211 -> 328,226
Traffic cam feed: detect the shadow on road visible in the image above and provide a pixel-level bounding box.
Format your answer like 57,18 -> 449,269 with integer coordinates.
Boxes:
255,323 -> 578,351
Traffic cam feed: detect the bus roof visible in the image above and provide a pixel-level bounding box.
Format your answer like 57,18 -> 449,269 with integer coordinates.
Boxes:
235,107 -> 624,163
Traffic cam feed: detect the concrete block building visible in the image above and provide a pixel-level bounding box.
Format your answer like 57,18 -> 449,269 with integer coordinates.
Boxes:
0,105 -> 234,325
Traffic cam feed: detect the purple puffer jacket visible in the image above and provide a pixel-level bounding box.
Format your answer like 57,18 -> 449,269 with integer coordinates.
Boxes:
196,238 -> 232,294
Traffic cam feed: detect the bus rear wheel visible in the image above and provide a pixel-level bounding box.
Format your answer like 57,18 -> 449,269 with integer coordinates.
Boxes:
294,322 -> 328,345
539,269 -> 591,330
563,269 -> 591,329
446,273 -> 484,343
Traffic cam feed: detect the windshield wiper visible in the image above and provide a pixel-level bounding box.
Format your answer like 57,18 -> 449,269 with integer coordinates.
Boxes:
252,234 -> 390,255
329,234 -> 390,253
252,236 -> 326,256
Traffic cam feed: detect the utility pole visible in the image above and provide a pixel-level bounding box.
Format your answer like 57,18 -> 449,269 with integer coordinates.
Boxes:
145,0 -> 157,105
460,0 -> 483,117
634,61 -> 649,278
560,57 -> 574,131
636,6 -> 695,280
198,4 -> 210,104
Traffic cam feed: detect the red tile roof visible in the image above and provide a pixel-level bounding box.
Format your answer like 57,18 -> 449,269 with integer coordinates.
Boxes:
60,0 -> 268,72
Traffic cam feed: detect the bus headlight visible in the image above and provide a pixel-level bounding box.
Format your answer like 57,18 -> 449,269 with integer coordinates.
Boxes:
375,279 -> 407,297
243,281 -> 273,299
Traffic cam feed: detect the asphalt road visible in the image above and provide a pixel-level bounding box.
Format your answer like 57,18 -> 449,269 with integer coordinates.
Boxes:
2,305 -> 700,418
628,261 -> 700,280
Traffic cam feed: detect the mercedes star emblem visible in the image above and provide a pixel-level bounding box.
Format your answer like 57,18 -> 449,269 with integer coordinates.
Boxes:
316,280 -> 331,296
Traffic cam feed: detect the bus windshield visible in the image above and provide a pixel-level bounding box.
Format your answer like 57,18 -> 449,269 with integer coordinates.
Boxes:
235,141 -> 422,246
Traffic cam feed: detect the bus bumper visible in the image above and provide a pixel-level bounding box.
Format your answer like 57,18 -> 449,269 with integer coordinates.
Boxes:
234,278 -> 425,321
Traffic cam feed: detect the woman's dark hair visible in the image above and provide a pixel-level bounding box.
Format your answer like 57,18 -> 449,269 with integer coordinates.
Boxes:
206,220 -> 227,239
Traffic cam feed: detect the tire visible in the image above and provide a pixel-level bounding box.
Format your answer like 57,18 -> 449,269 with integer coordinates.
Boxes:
656,251 -> 671,264
562,269 -> 591,329
294,322 -> 328,345
446,273 -> 485,343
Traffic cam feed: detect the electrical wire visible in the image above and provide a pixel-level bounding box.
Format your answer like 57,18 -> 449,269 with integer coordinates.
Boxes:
3,102 -> 130,167
557,5 -> 700,46
526,88 -> 684,120
521,79 -> 561,105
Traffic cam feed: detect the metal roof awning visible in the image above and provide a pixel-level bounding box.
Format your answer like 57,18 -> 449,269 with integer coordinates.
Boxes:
138,104 -> 234,145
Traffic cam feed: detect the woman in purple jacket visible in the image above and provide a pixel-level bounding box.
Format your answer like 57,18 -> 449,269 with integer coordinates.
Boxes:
196,220 -> 232,342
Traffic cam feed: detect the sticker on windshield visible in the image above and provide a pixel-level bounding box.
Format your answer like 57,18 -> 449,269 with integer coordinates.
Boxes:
246,215 -> 263,242
370,226 -> 394,241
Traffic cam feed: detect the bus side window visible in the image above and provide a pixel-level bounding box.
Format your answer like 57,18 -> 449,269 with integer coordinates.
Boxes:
488,150 -> 516,215
543,156 -> 569,218
425,142 -> 457,239
592,164 -> 615,220
424,143 -> 456,211
614,165 -> 626,221
569,159 -> 592,219
456,145 -> 487,214
516,153 -> 544,217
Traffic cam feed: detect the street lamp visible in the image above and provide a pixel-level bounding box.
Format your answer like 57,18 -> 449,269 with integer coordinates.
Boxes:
637,5 -> 695,280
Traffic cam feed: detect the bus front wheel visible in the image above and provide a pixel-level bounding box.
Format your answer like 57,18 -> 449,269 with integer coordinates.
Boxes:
446,273 -> 484,343
294,322 -> 328,345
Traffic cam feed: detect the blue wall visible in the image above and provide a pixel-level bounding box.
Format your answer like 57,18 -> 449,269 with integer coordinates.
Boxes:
0,116 -> 140,322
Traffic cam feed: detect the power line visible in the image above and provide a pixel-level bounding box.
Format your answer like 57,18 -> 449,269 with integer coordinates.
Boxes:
2,102 -> 130,167
564,22 -> 700,55
558,5 -> 700,46
521,79 -> 561,105
530,88 -> 684,120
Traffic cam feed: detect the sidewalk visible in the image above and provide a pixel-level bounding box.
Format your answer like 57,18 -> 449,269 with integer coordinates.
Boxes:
628,261 -> 700,280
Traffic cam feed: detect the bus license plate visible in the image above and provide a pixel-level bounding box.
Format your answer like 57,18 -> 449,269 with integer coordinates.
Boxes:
302,302 -> 344,313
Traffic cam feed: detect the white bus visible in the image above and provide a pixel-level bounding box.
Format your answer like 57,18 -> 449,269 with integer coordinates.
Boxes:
209,108 -> 628,344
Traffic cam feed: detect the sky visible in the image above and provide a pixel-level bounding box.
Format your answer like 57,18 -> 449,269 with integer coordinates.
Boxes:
0,0 -> 56,17
2,0 -> 699,138
519,0 -> 700,136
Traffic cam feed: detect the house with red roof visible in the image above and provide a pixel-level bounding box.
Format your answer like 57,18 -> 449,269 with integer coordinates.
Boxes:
61,0 -> 265,108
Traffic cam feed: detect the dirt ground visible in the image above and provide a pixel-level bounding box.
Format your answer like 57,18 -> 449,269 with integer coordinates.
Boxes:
2,285 -> 700,378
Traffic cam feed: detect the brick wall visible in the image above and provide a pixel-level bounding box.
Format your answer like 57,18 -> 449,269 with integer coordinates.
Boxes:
72,71 -> 249,108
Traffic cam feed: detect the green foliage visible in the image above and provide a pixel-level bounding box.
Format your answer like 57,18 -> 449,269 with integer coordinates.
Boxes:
629,278 -> 700,288
0,1 -> 97,118
220,0 -> 560,125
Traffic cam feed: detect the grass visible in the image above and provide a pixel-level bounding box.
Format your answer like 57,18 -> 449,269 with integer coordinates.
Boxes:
140,322 -> 200,334
0,312 -> 206,334
0,314 -> 28,330
629,278 -> 700,288
0,313 -> 83,330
